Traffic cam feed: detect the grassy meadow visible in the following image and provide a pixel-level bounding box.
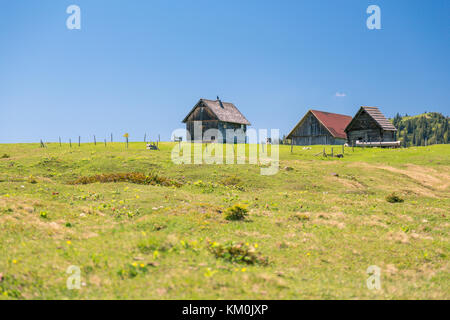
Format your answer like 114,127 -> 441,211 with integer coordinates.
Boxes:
0,142 -> 449,299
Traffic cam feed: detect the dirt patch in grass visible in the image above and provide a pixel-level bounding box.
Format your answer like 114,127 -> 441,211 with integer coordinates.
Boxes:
310,211 -> 346,229
327,175 -> 366,190
350,162 -> 449,197
386,231 -> 410,244
69,172 -> 182,187
354,163 -> 450,190
0,198 -> 73,239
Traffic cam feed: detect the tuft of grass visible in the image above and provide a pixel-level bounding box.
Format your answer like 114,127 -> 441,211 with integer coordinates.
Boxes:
1,153 -> 10,159
220,175 -> 242,186
39,211 -> 48,219
224,204 -> 248,221
28,175 -> 37,184
207,241 -> 268,265
137,236 -> 173,254
292,213 -> 310,221
386,192 -> 404,203
69,172 -> 182,187
117,262 -> 149,279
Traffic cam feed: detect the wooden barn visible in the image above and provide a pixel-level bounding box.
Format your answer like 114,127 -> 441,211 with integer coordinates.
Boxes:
182,98 -> 251,143
345,106 -> 398,146
286,110 -> 352,145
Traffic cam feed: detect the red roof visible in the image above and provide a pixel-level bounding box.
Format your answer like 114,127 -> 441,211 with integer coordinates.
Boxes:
310,110 -> 353,139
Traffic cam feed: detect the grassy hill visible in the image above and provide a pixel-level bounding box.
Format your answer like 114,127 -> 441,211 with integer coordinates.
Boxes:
0,142 -> 449,299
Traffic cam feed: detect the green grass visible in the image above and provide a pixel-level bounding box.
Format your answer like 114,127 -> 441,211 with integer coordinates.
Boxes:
0,142 -> 449,299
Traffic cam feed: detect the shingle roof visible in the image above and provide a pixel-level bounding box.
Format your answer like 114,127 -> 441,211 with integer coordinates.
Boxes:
287,110 -> 352,139
182,99 -> 251,125
345,106 -> 397,131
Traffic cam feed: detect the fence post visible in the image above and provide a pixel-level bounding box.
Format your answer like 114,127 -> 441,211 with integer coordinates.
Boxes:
94,135 -> 96,146
78,136 -> 81,147
291,139 -> 293,154
104,139 -> 107,147
111,133 -> 113,143
69,139 -> 72,148
331,147 -> 333,157
59,137 -> 61,147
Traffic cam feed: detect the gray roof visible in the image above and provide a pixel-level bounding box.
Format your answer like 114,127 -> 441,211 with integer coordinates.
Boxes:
362,106 -> 397,131
183,99 -> 251,125
345,106 -> 397,132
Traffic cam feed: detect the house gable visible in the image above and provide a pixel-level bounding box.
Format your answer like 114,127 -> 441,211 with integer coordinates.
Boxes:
184,101 -> 219,122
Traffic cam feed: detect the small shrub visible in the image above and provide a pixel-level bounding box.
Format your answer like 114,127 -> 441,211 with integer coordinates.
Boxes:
193,180 -> 216,193
207,241 -> 268,265
1,154 -> 10,159
70,172 -> 182,187
386,193 -> 404,203
117,262 -> 148,279
224,204 -> 248,221
220,175 -> 241,186
220,175 -> 245,191
40,211 -> 48,219
292,213 -> 310,221
137,236 -> 173,254
28,175 -> 37,184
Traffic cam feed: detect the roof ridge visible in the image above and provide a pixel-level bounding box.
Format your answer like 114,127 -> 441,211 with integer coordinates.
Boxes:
311,109 -> 353,118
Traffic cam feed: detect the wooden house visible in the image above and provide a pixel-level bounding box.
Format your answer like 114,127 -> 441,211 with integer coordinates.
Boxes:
286,110 -> 352,145
345,106 -> 398,146
182,98 -> 251,143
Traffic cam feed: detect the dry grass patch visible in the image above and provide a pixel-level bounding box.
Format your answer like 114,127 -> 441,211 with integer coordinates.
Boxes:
309,211 -> 347,229
70,172 -> 182,187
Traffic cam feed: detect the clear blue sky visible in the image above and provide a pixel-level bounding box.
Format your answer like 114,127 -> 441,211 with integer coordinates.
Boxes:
1,0 -> 449,142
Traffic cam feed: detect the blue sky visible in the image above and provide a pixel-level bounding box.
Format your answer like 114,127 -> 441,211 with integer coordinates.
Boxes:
0,0 -> 449,142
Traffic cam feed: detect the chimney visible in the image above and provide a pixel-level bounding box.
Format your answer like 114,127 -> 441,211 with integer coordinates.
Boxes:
217,96 -> 224,108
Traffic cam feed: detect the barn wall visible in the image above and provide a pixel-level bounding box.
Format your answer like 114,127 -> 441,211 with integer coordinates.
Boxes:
290,113 -> 339,145
186,121 -> 247,143
218,122 -> 246,143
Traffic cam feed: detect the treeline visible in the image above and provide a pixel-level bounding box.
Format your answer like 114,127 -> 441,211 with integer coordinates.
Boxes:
392,112 -> 449,147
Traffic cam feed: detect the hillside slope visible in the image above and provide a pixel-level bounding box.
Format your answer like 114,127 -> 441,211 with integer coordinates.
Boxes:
0,143 -> 449,299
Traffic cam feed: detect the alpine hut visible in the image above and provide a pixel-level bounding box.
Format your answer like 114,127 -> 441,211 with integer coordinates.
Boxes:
286,110 -> 352,145
182,97 -> 251,143
344,106 -> 398,147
